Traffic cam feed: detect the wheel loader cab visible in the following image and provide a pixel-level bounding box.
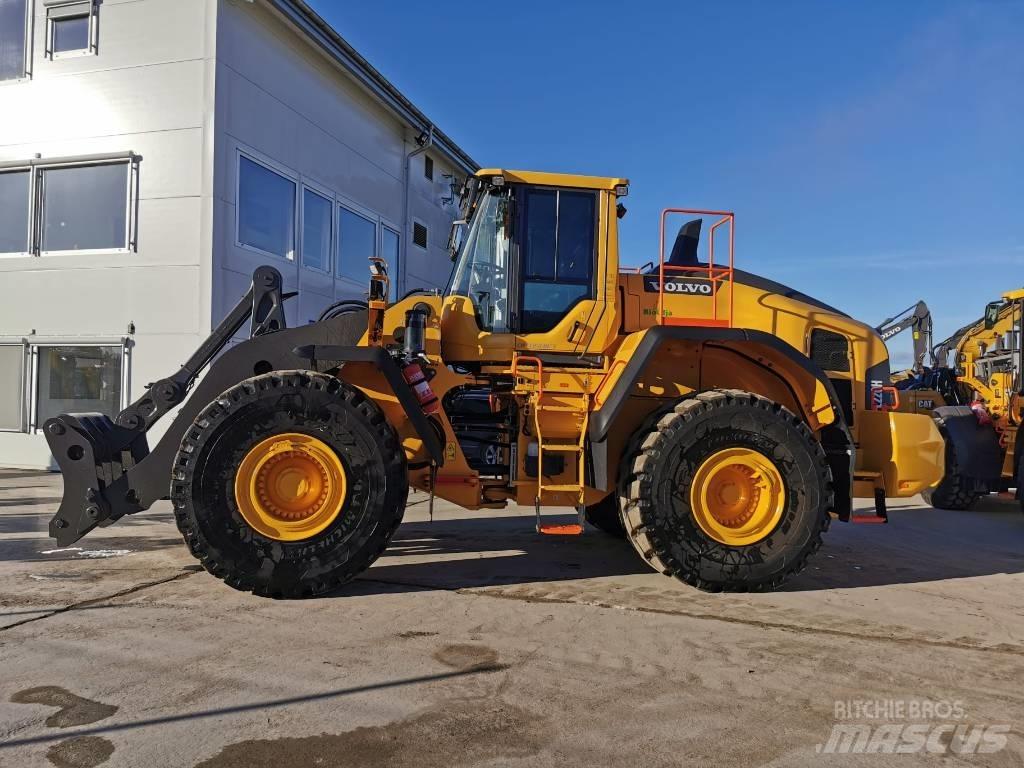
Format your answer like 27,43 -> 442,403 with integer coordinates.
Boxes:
439,170 -> 625,363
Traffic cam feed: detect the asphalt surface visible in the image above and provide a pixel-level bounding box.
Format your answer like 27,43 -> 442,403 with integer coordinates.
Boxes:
1,468 -> 1023,767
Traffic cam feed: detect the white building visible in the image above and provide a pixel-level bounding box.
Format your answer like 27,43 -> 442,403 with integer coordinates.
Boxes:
0,0 -> 477,469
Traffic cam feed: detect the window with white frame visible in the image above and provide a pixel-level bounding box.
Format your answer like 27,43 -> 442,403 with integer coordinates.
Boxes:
0,0 -> 30,81
46,0 -> 98,58
337,206 -> 376,282
40,163 -> 131,252
0,170 -> 31,255
0,341 -> 126,433
0,157 -> 135,257
301,187 -> 332,273
237,154 -> 296,261
233,143 -> 426,296
381,226 -> 400,300
0,345 -> 26,431
35,345 -> 123,427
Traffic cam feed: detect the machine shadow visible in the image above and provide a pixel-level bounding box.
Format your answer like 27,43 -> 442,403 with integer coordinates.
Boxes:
342,512 -> 651,595
338,499 -> 1024,596
784,498 -> 1024,591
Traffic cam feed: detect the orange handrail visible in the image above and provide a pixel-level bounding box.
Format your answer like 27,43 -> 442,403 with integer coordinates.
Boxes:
870,386 -> 900,412
594,359 -> 626,406
657,208 -> 735,329
511,354 -> 544,397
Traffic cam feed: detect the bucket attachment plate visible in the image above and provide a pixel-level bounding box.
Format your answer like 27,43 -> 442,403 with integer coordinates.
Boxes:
45,413 -> 149,546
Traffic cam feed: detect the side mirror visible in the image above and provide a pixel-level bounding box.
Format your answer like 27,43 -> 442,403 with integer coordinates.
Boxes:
447,219 -> 467,262
984,301 -> 1001,330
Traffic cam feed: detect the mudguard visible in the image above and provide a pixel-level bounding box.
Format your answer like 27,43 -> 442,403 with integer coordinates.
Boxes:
932,406 -> 1003,484
587,325 -> 855,519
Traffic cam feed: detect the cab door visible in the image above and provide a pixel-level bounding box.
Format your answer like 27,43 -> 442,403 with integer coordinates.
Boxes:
506,184 -> 620,360
440,181 -> 620,364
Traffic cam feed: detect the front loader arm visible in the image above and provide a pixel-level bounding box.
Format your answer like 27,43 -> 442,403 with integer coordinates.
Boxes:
46,266 -> 442,547
46,266 -> 293,545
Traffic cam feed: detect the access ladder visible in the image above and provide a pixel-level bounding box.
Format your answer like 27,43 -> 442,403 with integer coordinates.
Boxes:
512,355 -> 590,535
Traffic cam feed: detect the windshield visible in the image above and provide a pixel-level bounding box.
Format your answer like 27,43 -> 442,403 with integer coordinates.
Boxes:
446,187 -> 512,332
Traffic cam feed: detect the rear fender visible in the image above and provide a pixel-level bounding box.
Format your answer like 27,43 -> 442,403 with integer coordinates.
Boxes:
588,326 -> 854,518
932,405 -> 1003,485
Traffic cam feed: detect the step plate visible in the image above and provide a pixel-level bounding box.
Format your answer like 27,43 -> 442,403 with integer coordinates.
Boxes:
537,523 -> 584,536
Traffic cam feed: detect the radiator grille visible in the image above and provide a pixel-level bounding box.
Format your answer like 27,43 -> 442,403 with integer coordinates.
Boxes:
810,329 -> 850,372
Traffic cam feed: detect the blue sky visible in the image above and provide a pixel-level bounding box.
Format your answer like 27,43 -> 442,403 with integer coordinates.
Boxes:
311,0 -> 1024,367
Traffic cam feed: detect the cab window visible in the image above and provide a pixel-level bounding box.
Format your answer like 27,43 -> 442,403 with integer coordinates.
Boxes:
519,188 -> 596,333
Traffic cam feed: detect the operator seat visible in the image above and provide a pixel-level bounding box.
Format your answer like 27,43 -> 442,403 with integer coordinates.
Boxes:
648,218 -> 702,273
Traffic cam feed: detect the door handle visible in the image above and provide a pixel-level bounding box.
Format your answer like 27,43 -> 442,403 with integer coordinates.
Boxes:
567,321 -> 584,343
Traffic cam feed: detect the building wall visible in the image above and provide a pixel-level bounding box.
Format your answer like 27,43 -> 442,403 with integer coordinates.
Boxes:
0,0 -> 469,469
0,0 -> 218,467
211,0 -> 464,327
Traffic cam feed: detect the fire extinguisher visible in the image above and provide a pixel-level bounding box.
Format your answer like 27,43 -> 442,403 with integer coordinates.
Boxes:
400,306 -> 439,416
402,361 -> 440,416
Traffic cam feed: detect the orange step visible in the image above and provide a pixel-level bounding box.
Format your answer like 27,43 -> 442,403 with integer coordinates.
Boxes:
537,523 -> 584,536
851,515 -> 887,525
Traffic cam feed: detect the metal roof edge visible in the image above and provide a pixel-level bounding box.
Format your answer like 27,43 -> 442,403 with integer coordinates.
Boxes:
268,0 -> 480,175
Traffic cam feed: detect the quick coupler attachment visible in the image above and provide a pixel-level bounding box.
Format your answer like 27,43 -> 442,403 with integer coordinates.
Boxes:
44,413 -> 150,547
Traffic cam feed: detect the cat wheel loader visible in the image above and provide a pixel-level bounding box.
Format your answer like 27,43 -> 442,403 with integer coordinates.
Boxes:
898,290 -> 1024,511
45,169 -> 944,597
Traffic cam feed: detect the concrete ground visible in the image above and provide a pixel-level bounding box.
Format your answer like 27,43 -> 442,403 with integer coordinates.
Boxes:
0,469 -> 1022,767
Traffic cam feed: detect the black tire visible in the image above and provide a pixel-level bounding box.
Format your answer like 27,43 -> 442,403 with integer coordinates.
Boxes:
584,495 -> 625,538
620,389 -> 832,592
1017,449 -> 1024,515
585,405 -> 671,536
172,371 -> 407,598
921,425 -> 978,511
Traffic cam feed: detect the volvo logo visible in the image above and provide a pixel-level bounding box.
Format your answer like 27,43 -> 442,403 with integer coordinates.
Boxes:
880,326 -> 903,340
643,276 -> 716,295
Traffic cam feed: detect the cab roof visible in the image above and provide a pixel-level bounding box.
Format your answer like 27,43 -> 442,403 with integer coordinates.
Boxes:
475,168 -> 628,191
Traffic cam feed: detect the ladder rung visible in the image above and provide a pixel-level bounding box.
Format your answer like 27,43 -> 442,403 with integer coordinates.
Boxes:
542,443 -> 583,452
537,405 -> 586,413
541,484 -> 585,492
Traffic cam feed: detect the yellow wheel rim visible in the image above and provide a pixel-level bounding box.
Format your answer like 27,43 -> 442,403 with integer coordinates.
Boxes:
234,433 -> 347,542
689,447 -> 785,546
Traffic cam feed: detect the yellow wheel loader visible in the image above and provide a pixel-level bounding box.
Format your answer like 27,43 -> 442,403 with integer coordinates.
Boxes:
45,169 -> 944,596
899,290 -> 1024,511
